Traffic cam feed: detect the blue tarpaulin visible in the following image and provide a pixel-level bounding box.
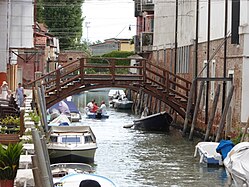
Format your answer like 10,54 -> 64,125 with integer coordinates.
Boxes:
49,100 -> 80,114
216,140 -> 234,160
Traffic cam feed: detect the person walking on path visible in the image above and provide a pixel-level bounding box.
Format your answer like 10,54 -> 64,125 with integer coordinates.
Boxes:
0,81 -> 9,99
15,83 -> 24,107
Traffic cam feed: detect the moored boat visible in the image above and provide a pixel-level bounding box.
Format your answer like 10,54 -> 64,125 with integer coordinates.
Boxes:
133,111 -> 173,132
52,163 -> 117,187
64,100 -> 81,122
223,142 -> 249,187
48,113 -> 71,127
47,126 -> 97,164
194,142 -> 223,166
48,99 -> 81,122
113,99 -> 133,110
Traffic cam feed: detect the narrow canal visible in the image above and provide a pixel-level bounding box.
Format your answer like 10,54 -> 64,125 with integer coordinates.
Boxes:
73,90 -> 230,187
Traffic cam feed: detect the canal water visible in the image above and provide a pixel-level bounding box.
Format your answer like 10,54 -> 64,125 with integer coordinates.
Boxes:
72,90 -> 230,187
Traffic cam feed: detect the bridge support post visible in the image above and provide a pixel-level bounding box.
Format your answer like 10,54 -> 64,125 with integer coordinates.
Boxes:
80,58 -> 85,84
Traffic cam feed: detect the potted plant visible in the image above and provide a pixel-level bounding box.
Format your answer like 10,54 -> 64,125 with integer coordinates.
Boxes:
0,116 -> 20,134
28,112 -> 40,125
0,142 -> 23,187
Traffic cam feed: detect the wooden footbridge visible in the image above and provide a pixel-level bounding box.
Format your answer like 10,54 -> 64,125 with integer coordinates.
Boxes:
27,57 -> 192,119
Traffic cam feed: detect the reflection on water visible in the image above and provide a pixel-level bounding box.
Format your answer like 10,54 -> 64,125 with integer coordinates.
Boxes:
73,91 -> 230,187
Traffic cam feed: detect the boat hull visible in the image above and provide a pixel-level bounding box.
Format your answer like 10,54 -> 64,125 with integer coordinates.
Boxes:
133,111 -> 172,132
86,112 -> 109,119
114,101 -> 133,109
48,147 -> 97,164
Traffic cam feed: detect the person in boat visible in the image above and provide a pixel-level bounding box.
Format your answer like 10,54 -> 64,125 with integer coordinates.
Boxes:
79,179 -> 101,187
98,101 -> 107,114
87,99 -> 95,111
91,102 -> 99,113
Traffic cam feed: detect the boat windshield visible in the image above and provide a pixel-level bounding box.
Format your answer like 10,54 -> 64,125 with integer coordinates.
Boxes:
61,136 -> 81,143
84,135 -> 93,143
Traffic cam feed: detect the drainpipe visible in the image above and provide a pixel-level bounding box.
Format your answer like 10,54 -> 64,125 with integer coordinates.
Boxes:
194,0 -> 199,102
174,0 -> 178,75
222,0 -> 228,111
205,0 -> 211,124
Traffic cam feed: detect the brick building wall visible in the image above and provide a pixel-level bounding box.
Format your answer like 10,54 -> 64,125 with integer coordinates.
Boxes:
150,36 -> 244,137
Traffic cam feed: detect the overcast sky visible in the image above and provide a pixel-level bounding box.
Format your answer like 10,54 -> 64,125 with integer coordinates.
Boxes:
82,0 -> 136,43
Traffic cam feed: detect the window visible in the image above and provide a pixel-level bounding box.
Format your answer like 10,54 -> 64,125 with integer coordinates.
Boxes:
50,136 -> 57,142
62,136 -> 81,143
210,60 -> 216,99
176,46 -> 190,73
201,60 -> 208,109
85,136 -> 93,143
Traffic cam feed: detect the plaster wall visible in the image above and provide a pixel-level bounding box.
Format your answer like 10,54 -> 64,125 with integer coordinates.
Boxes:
9,0 -> 34,48
0,0 -> 8,73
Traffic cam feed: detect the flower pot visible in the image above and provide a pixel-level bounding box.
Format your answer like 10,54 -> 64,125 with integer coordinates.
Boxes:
0,179 -> 14,187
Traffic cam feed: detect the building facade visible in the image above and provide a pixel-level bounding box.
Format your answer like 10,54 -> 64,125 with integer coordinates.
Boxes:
90,38 -> 134,56
135,0 -> 249,137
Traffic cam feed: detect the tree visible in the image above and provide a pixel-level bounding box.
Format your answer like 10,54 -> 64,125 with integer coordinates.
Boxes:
39,0 -> 84,50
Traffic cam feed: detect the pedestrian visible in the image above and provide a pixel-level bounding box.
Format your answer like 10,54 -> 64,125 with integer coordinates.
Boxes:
0,81 -> 9,99
15,83 -> 24,107
79,179 -> 101,187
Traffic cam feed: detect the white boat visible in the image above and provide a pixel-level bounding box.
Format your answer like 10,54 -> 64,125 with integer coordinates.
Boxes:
48,99 -> 81,122
194,142 -> 223,166
47,126 -> 97,164
108,89 -> 125,100
52,163 -> 117,187
48,114 -> 71,127
113,99 -> 133,110
224,142 -> 249,187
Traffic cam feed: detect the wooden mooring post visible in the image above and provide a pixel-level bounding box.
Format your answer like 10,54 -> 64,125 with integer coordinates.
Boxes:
189,81 -> 205,140
204,84 -> 221,141
241,117 -> 249,142
215,85 -> 234,142
183,79 -> 196,136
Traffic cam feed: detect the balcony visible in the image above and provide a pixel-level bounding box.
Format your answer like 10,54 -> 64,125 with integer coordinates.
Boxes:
134,32 -> 153,53
142,0 -> 154,12
134,0 -> 154,17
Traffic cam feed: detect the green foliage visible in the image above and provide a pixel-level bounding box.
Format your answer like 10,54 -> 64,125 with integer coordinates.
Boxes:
231,132 -> 243,145
0,142 -> 23,180
90,51 -> 134,65
28,112 -> 40,124
0,116 -> 20,127
36,0 -> 44,23
38,0 -> 84,50
101,51 -> 134,58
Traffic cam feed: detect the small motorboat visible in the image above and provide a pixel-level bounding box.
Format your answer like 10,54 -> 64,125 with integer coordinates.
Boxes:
113,99 -> 133,110
86,111 -> 109,119
194,142 -> 223,166
133,111 -> 172,132
48,99 -> 81,122
223,142 -> 249,187
64,99 -> 81,122
52,163 -> 117,187
48,114 -> 71,127
47,126 -> 97,164
194,140 -> 234,166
